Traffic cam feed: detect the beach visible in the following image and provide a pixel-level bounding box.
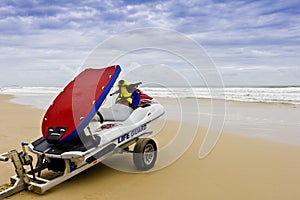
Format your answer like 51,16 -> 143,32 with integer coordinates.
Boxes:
1,94 -> 300,200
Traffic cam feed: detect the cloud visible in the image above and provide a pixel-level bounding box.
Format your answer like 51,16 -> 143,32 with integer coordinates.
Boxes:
0,0 -> 299,86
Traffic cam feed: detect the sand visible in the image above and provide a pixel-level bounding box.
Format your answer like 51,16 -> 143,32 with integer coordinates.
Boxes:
0,94 -> 300,200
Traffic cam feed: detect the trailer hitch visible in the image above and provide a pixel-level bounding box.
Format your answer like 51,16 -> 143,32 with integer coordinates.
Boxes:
0,142 -> 33,199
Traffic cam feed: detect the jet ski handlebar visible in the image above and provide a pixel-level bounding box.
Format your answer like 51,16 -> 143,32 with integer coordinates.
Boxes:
110,82 -> 142,96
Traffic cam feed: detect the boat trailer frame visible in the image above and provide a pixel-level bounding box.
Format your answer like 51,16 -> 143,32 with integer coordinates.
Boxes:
0,142 -> 114,199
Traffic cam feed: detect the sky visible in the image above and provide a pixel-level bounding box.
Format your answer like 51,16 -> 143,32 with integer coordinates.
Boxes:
0,0 -> 299,86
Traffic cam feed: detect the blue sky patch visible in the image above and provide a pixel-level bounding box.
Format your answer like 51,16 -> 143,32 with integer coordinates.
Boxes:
0,0 -> 299,86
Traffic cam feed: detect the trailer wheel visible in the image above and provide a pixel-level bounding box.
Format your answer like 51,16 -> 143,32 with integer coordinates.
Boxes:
133,138 -> 157,171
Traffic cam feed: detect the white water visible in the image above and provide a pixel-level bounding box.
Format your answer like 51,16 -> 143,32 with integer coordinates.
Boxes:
141,86 -> 300,104
0,86 -> 61,109
1,86 -> 300,109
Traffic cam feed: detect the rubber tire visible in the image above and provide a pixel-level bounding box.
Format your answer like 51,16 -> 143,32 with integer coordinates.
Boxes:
133,138 -> 157,171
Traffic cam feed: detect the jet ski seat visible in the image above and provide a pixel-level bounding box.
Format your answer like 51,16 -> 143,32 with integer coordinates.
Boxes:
98,103 -> 133,122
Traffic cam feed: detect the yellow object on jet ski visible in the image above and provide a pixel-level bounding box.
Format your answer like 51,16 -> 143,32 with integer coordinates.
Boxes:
116,80 -> 135,104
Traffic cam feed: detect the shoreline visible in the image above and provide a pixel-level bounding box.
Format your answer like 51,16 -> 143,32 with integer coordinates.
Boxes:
2,94 -> 300,145
1,85 -> 300,110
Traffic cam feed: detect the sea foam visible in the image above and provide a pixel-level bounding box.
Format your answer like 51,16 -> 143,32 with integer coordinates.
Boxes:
1,86 -> 300,109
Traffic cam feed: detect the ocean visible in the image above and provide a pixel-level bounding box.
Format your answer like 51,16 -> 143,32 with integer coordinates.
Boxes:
1,86 -> 300,109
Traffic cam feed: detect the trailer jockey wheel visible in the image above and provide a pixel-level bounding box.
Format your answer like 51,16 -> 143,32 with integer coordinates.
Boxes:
133,138 -> 157,171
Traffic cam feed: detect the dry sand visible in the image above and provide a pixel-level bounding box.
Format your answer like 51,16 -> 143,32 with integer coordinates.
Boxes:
0,94 -> 300,200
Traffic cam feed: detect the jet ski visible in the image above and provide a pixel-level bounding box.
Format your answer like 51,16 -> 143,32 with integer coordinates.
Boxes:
0,65 -> 165,198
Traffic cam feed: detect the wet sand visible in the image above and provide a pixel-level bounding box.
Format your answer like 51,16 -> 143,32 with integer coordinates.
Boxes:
1,94 -> 300,200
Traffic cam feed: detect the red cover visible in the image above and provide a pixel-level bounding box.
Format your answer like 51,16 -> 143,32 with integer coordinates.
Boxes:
42,65 -> 121,143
